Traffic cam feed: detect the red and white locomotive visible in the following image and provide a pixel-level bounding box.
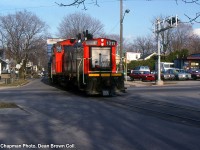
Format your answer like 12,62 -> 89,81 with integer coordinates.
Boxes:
49,33 -> 125,96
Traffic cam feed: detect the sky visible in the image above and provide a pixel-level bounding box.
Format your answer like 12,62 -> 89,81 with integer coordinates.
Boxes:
0,0 -> 200,41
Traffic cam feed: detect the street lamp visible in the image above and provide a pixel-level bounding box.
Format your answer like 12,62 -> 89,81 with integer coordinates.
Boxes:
119,0 -> 130,72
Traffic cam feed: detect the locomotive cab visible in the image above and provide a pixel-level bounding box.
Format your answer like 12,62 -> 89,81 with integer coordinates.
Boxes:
82,38 -> 125,96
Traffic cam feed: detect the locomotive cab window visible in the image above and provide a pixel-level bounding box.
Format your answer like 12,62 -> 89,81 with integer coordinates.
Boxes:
56,46 -> 62,52
90,47 -> 111,70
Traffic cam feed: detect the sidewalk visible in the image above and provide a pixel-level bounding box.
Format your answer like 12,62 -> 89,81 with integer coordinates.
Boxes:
125,80 -> 200,87
125,80 -> 154,87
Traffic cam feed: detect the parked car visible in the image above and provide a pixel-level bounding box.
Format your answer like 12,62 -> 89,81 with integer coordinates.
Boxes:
155,71 -> 175,80
129,71 -> 155,81
190,69 -> 200,80
166,68 -> 191,80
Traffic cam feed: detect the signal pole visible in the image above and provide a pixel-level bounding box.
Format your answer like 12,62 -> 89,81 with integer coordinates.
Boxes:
155,15 -> 179,85
156,18 -> 163,85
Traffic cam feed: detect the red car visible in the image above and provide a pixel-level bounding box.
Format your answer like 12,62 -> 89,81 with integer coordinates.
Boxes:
129,71 -> 155,81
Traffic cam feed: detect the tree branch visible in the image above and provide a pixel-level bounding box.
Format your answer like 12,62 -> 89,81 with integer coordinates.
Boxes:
182,0 -> 200,5
185,12 -> 200,23
55,0 -> 81,6
55,0 -> 100,10
173,0 -> 200,23
55,0 -> 88,10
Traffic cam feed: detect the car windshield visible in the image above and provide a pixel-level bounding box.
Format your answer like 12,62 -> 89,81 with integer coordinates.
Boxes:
162,71 -> 168,74
169,69 -> 178,74
133,66 -> 150,71
193,69 -> 200,73
177,69 -> 186,73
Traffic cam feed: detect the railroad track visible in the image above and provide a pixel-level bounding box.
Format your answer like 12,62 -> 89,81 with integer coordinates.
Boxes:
102,98 -> 200,128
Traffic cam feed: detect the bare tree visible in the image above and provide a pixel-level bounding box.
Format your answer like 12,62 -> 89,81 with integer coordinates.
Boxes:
57,12 -> 104,38
169,23 -> 194,52
104,34 -> 132,53
133,36 -> 156,57
184,34 -> 200,53
0,10 -> 48,78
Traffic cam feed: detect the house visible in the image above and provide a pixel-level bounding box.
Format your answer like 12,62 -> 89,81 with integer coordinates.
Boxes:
0,58 -> 8,75
126,52 -> 141,63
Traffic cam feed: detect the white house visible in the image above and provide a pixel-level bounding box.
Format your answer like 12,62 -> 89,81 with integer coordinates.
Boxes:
0,58 -> 8,75
126,52 -> 141,63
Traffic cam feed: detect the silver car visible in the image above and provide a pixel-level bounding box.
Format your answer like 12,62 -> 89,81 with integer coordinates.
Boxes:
166,69 -> 191,80
161,71 -> 175,80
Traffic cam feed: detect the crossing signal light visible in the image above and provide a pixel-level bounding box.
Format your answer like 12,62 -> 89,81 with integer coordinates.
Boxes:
167,16 -> 179,27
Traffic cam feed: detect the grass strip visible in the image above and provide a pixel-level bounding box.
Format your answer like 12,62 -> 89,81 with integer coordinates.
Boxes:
0,102 -> 18,108
0,79 -> 29,87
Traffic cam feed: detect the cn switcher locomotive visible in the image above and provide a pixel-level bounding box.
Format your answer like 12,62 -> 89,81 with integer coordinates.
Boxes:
49,33 -> 125,96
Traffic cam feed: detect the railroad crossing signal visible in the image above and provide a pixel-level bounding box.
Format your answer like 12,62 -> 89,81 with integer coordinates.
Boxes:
155,15 -> 179,33
166,15 -> 180,28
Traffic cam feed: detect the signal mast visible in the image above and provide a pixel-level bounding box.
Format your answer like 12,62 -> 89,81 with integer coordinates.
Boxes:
155,15 -> 179,85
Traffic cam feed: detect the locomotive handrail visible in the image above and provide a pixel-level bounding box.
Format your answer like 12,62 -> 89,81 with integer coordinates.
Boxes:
82,57 -> 92,85
77,58 -> 83,88
82,58 -> 85,85
77,57 -> 93,86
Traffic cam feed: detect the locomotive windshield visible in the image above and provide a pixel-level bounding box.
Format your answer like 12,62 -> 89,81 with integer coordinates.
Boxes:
91,47 -> 111,70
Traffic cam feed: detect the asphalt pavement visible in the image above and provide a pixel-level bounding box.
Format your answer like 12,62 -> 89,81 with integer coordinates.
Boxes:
0,78 -> 200,150
1,79 -> 199,117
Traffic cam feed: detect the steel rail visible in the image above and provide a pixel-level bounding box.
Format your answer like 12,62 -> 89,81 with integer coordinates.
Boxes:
102,99 -> 200,127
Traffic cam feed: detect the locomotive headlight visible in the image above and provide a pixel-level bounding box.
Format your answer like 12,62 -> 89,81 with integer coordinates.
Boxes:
101,39 -> 104,46
85,40 -> 97,45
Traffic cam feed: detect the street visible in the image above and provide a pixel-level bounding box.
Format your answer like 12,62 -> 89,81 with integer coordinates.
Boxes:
0,78 -> 200,150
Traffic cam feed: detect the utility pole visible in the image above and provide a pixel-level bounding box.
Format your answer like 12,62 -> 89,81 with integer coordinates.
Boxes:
156,18 -> 163,85
119,0 -> 123,72
119,0 -> 130,72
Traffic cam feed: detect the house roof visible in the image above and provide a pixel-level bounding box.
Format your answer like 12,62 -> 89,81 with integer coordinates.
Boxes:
139,52 -> 157,60
0,58 -> 7,64
187,53 -> 200,60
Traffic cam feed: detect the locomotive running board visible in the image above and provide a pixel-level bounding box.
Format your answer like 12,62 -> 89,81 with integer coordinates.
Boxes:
88,73 -> 122,77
